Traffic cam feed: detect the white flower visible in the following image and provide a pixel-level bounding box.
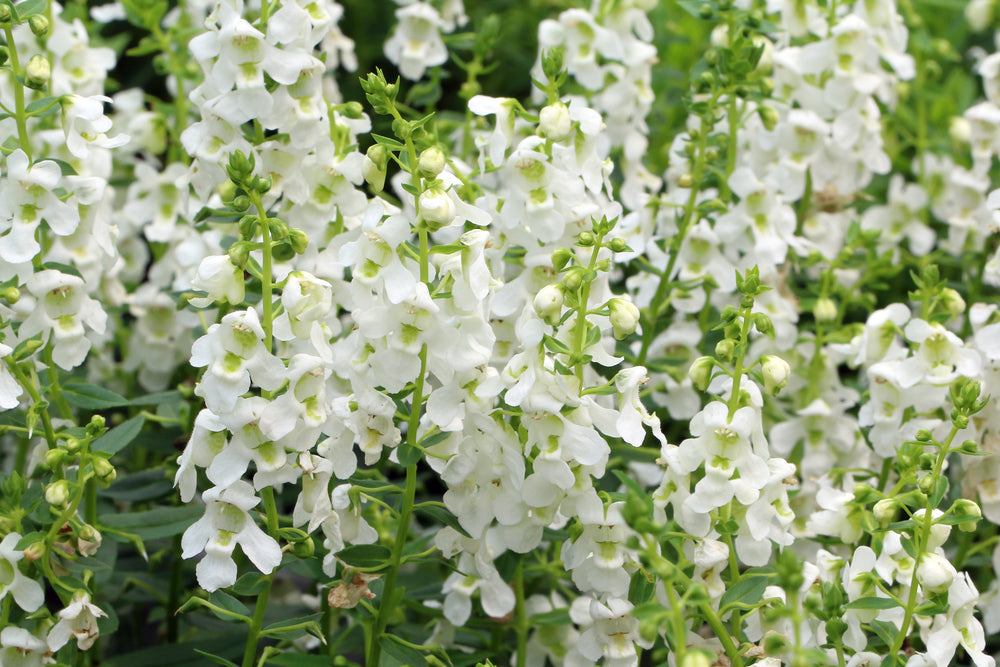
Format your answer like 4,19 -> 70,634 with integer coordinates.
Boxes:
0,150 -> 79,264
384,2 -> 448,81
47,591 -> 107,651
0,626 -> 48,667
181,481 -> 282,591
0,534 -> 43,612
0,344 -> 23,410
61,94 -> 129,159
189,255 -> 246,307
19,270 -> 107,370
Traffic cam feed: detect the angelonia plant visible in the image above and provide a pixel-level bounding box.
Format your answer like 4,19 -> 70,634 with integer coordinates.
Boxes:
3,0 -> 1000,665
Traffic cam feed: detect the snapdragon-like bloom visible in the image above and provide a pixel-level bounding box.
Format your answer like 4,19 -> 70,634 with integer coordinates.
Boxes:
19,270 -> 108,370
0,534 -> 43,612
47,591 -> 107,651
181,481 -> 282,591
0,344 -> 23,410
0,626 -> 48,667
384,2 -> 448,81
0,150 -> 79,265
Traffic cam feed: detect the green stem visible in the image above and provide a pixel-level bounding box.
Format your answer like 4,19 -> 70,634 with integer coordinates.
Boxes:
3,24 -> 32,159
726,305 -> 753,421
572,240 -> 603,383
240,487 -> 280,667
513,559 -> 528,667
250,192 -> 274,350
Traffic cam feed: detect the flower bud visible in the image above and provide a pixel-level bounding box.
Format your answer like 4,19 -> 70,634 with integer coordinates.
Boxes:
551,247 -> 573,271
44,448 -> 66,470
418,146 -> 446,177
418,186 -> 455,229
917,474 -> 937,496
28,14 -> 49,37
760,355 -> 790,394
0,4 -> 11,25
608,237 -> 628,253
949,116 -> 971,144
940,288 -> 965,317
539,102 -> 572,142
715,338 -> 734,363
45,480 -> 71,508
292,536 -> 315,558
681,650 -> 713,667
339,101 -> 364,119
951,499 -> 982,532
562,267 -> 584,292
24,54 -> 50,90
363,144 -> 388,192
688,356 -> 714,392
814,297 -> 837,323
23,542 -> 44,562
873,498 -> 898,525
609,298 -> 640,340
916,552 -> 956,594
92,458 -> 116,486
1,286 -> 18,304
77,524 -> 102,557
533,284 -> 564,325
677,173 -> 694,188
577,231 -> 595,247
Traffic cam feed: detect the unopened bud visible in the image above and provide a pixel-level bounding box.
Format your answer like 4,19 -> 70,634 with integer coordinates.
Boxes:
418,146 -> 447,177
418,186 -> 455,229
292,536 -> 315,558
44,448 -> 66,470
916,552 -> 956,593
24,54 -> 50,90
873,498 -> 898,525
539,102 -> 572,142
608,237 -> 628,253
1,286 -> 19,304
533,284 -> 564,325
940,287 -> 965,317
715,338 -> 734,363
23,542 -> 44,562
951,499 -> 982,532
92,458 -> 116,486
0,4 -> 11,24
562,267 -> 584,292
688,356 -> 714,392
363,145 -> 388,191
917,474 -> 937,496
28,15 -> 49,37
577,231 -> 595,247
760,355 -> 790,394
551,247 -> 573,271
609,298 -> 640,340
45,480 -> 71,508
287,228 -> 309,255
814,297 -> 837,323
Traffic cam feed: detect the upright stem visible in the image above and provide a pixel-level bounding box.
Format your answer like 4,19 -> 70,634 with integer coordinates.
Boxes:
241,487 -> 279,667
3,24 -> 32,159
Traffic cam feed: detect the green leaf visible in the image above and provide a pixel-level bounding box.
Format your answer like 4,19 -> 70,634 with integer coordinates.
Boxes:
584,322 -> 602,349
928,476 -> 948,508
396,441 -> 422,466
262,613 -> 323,640
193,650 -> 240,667
207,590 -> 250,620
869,619 -> 898,648
101,469 -> 172,501
11,0 -> 46,19
371,133 -> 405,150
419,431 -> 451,449
100,505 -> 203,541
337,544 -> 392,569
63,383 -> 129,409
92,415 -> 145,455
845,597 -> 900,610
46,158 -> 78,176
232,573 -> 267,596
40,261 -> 83,279
267,655 -> 337,667
380,635 -> 428,667
934,513 -> 982,526
719,575 -> 769,613
416,503 -> 471,538
130,390 -> 183,406
25,96 -> 60,118
527,608 -> 571,626
542,334 -> 572,356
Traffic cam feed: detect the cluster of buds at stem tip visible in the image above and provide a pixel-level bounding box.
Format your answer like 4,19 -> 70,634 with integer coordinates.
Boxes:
359,68 -> 400,116
226,150 -> 271,195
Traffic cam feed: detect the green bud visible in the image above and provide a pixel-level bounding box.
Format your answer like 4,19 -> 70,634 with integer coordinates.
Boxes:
753,313 -> 773,336
24,54 -> 50,90
92,457 -> 116,486
551,247 -> 573,271
608,237 -> 628,253
287,228 -> 309,255
951,499 -> 982,532
577,231 -> 595,247
715,338 -> 735,362
698,3 -> 713,19
680,650 -> 712,667
363,144 -> 389,192
418,146 -> 447,178
677,173 -> 694,188
957,439 -> 979,455
852,483 -> 880,504
238,214 -> 259,240
0,4 -> 11,25
28,14 -> 49,37
720,305 -> 739,323
541,47 -> 565,82
253,175 -> 272,194
609,298 -> 640,340
65,437 -> 82,454
688,356 -> 714,392
562,267 -> 584,292
814,297 -> 837,322
872,498 -> 898,525
231,195 -> 250,212
228,241 -> 253,269
952,413 -> 969,430
292,536 -> 315,558
0,46 -> 8,67
45,479 -> 71,508
1,286 -> 19,304
915,428 -> 933,442
917,474 -> 937,496
391,117 -> 412,141
227,150 -> 255,182
339,101 -> 364,119
44,448 -> 66,470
